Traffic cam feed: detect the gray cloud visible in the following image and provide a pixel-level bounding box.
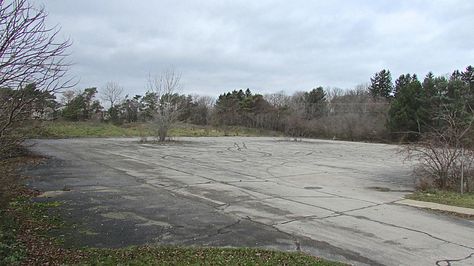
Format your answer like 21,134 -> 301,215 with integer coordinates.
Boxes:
39,0 -> 474,96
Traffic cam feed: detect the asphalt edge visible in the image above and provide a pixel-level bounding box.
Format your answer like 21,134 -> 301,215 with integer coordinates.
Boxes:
395,199 -> 474,217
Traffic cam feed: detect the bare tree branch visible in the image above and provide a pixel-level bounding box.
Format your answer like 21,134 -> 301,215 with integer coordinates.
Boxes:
101,81 -> 123,108
0,0 -> 73,158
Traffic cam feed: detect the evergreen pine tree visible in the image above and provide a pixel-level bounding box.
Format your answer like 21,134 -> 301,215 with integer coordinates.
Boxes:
388,75 -> 427,139
369,69 -> 393,99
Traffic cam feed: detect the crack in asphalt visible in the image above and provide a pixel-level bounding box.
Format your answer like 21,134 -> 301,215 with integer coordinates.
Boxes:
180,219 -> 242,245
242,215 -> 384,266
349,214 -> 474,251
35,140 -> 473,265
110,148 -> 382,206
241,215 -> 303,252
279,214 -> 344,225
436,252 -> 474,266
86,145 -> 474,254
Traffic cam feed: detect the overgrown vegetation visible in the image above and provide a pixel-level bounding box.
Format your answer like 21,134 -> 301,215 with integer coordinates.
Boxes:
24,121 -> 280,139
13,65 -> 471,144
399,68 -> 474,193
79,246 -> 342,266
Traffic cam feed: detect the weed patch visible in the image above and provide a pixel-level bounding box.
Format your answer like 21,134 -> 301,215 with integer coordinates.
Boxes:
23,121 -> 281,139
407,190 -> 474,209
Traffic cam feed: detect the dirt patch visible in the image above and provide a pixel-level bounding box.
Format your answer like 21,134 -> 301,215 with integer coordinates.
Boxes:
367,186 -> 391,192
367,186 -> 413,193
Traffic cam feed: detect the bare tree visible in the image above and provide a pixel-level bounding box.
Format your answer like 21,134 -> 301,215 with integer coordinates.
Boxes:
289,91 -> 306,117
264,91 -> 291,108
325,87 -> 344,102
147,68 -> 182,142
403,107 -> 474,191
60,90 -> 76,105
0,0 -> 72,157
192,94 -> 214,108
189,95 -> 214,125
101,81 -> 123,108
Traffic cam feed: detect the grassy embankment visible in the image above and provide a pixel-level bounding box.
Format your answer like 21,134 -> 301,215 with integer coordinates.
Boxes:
406,190 -> 474,209
24,121 -> 281,139
0,157 -> 341,265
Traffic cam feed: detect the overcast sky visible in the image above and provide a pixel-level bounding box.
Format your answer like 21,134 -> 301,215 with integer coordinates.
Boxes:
39,0 -> 474,97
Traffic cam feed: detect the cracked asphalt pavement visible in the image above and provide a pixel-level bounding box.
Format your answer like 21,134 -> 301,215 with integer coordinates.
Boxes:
24,137 -> 474,265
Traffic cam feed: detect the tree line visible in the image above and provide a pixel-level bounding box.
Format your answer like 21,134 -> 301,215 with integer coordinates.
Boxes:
50,65 -> 474,193
32,65 -> 470,143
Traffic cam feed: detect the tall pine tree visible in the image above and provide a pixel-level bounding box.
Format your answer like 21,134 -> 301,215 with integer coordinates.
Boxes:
369,69 -> 393,99
388,74 -> 427,139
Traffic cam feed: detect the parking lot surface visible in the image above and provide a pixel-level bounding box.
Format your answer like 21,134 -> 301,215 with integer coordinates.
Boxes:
26,137 -> 474,265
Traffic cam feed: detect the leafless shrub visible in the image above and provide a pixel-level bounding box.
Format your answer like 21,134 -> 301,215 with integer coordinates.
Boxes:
402,109 -> 473,191
284,115 -> 308,138
412,165 -> 436,191
147,68 -> 182,142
